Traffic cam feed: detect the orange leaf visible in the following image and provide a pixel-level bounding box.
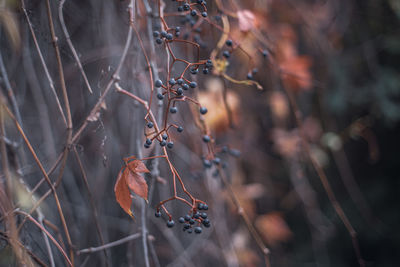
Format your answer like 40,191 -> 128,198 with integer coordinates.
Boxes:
124,169 -> 149,201
114,168 -> 133,217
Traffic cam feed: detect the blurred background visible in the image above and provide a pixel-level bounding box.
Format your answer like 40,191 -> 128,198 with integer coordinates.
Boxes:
0,0 -> 399,266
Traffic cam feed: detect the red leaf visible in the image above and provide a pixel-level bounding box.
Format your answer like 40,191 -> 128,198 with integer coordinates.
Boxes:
114,168 -> 133,217
114,159 -> 150,217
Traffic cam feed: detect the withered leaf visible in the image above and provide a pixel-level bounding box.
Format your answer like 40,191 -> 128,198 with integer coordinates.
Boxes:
114,159 -> 150,217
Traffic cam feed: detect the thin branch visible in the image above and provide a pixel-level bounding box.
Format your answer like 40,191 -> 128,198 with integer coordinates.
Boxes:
77,233 -> 141,255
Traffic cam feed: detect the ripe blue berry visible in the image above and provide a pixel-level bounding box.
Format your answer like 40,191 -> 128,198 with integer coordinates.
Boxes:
175,26 -> 181,32
191,10 -> 197,16
153,31 -> 160,37
202,135 -> 211,143
145,138 -> 152,145
201,212 -> 207,219
144,143 -> 150,149
155,211 -> 161,217
194,227 -> 202,234
199,107 -> 208,114
178,6 -> 183,12
247,73 -> 253,80
156,38 -> 163,44
187,228 -> 193,234
170,107 -> 177,113
162,133 -> 168,140
160,140 -> 166,147
183,223 -> 190,229
198,203 -> 204,210
169,78 -> 176,85
167,141 -> 174,149
201,12 -> 207,17
262,50 -> 268,58
203,159 -> 212,168
147,122 -> 154,128
183,3 -> 190,10
189,219 -> 195,225
161,31 -> 167,37
177,88 -> 183,95
177,126 -> 184,132
183,84 -> 189,90
213,157 -> 221,164
177,78 -> 184,85
223,50 -> 230,58
190,68 -> 198,75
202,218 -> 210,225
193,212 -> 200,219
206,59 -> 213,68
203,204 -> 208,210
167,220 -> 175,228
184,215 -> 191,221
157,93 -> 164,100
166,33 -> 173,40
202,68 -> 209,74
155,79 -> 163,87
225,39 -> 233,46
178,217 -> 185,223
189,81 -> 197,88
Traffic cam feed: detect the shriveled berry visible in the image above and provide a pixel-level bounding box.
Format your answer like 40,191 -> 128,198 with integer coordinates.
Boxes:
190,68 -> 198,75
177,126 -> 184,132
155,79 -> 163,87
155,211 -> 161,217
167,220 -> 175,228
167,141 -> 174,149
170,107 -> 178,113
203,135 -> 211,143
147,122 -> 154,128
206,59 -> 213,68
194,227 -> 202,234
199,107 -> 208,114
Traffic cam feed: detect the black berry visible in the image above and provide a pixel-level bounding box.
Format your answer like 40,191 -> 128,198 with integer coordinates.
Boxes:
225,39 -> 233,46
202,135 -> 211,143
194,227 -> 202,234
147,122 -> 154,128
170,107 -> 178,113
177,126 -> 184,132
155,79 -> 163,87
167,220 -> 175,228
155,211 -> 161,217
199,107 -> 208,114
167,141 -> 174,149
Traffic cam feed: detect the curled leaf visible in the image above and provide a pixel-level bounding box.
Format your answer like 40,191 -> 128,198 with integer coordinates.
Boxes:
114,168 -> 133,217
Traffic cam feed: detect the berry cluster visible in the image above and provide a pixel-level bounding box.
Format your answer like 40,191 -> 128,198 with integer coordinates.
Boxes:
155,202 -> 211,234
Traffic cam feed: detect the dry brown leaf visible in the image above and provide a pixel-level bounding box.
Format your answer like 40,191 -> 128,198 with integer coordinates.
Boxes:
255,212 -> 293,246
114,159 -> 149,217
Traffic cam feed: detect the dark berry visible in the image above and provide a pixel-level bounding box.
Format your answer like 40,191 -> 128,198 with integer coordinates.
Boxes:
183,3 -> 190,10
144,143 -> 150,149
198,203 -> 205,210
170,107 -> 178,113
156,38 -> 163,44
146,138 -> 152,145
203,204 -> 208,210
178,217 -> 185,223
167,142 -> 174,149
160,140 -> 167,147
161,31 -> 167,37
189,81 -> 197,88
167,220 -> 175,228
225,39 -> 233,46
199,107 -> 208,115
147,122 -> 154,128
175,31 -> 180,37
184,215 -> 191,221
201,12 -> 207,17
247,73 -> 253,80
206,59 -> 213,68
213,157 -> 221,165
202,68 -> 209,74
203,135 -> 211,143
169,78 -> 176,85
203,222 -> 210,228
262,50 -> 268,58
187,228 -> 193,234
201,212 -> 207,219
252,68 -> 258,74
162,133 -> 168,140
183,84 -> 189,90
203,159 -> 212,168
223,50 -> 230,58
177,88 -> 183,95
178,6 -> 183,12
202,218 -> 210,225
183,223 -> 190,229
175,26 -> 181,32
191,10 -> 197,16
155,79 -> 163,87
177,78 -> 184,85
177,126 -> 184,132
190,68 -> 198,75
194,227 -> 202,234
166,33 -> 173,40
193,212 -> 200,219
189,219 -> 195,225
157,93 -> 164,100
153,31 -> 160,37
155,211 -> 161,217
